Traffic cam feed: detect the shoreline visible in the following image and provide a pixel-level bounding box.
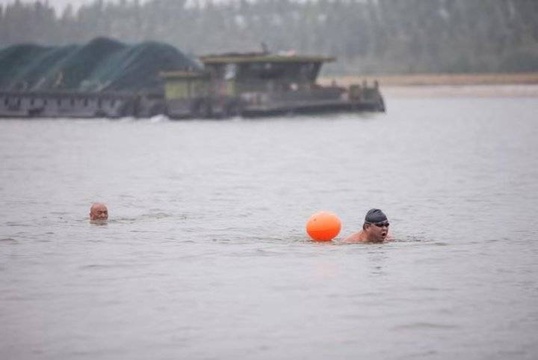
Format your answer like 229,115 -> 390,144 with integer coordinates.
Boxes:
320,72 -> 538,87
319,72 -> 538,97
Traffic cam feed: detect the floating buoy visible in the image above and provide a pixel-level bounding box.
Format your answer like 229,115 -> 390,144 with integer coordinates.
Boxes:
306,211 -> 341,241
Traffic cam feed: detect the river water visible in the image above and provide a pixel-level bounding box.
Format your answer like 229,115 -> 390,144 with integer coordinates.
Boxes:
1,89 -> 538,359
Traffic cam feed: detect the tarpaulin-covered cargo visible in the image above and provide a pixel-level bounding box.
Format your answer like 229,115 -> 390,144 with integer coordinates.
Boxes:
0,37 -> 201,93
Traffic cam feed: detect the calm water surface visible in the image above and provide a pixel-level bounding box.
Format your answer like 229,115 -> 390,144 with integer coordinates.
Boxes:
1,92 -> 538,359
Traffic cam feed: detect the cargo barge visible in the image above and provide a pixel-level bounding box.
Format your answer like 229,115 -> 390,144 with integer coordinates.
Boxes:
0,44 -> 384,119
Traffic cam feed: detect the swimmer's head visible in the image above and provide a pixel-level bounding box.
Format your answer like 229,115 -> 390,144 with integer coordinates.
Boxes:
363,208 -> 389,241
90,202 -> 108,222
364,208 -> 387,224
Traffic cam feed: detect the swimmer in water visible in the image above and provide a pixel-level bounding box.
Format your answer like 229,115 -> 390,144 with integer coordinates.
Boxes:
343,208 -> 390,243
89,202 -> 108,223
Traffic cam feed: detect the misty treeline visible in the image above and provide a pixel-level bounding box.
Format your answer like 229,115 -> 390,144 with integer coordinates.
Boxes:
1,0 -> 537,75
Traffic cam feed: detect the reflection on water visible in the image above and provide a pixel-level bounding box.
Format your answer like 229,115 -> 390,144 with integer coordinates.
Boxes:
1,94 -> 538,359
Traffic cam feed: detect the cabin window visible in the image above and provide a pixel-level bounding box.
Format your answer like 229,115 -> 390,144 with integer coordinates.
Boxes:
299,63 -> 317,81
243,62 -> 285,80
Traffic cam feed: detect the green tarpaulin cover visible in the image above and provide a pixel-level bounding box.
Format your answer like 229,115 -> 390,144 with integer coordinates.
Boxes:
0,37 -> 201,93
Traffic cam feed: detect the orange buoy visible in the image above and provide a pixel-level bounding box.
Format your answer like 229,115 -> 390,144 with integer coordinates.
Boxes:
306,211 -> 341,241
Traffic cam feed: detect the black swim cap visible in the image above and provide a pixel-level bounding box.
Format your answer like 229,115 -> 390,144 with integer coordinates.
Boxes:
364,209 -> 387,223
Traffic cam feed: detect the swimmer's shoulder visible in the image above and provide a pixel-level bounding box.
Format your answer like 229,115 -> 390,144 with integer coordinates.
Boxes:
342,231 -> 365,244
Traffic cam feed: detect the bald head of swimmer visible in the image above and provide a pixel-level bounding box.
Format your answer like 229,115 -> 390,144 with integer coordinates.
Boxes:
362,208 -> 389,242
89,202 -> 108,221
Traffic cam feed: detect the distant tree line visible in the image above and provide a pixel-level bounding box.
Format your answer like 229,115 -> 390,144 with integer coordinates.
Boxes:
1,0 -> 537,75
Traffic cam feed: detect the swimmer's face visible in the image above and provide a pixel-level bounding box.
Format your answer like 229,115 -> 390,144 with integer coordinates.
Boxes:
367,221 -> 389,242
90,204 -> 108,221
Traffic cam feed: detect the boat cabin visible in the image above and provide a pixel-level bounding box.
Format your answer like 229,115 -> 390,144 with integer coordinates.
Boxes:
160,52 -> 384,118
199,52 -> 335,96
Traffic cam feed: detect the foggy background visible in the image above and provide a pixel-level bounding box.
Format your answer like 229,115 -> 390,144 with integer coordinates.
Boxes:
0,0 -> 113,12
1,0 -> 538,75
